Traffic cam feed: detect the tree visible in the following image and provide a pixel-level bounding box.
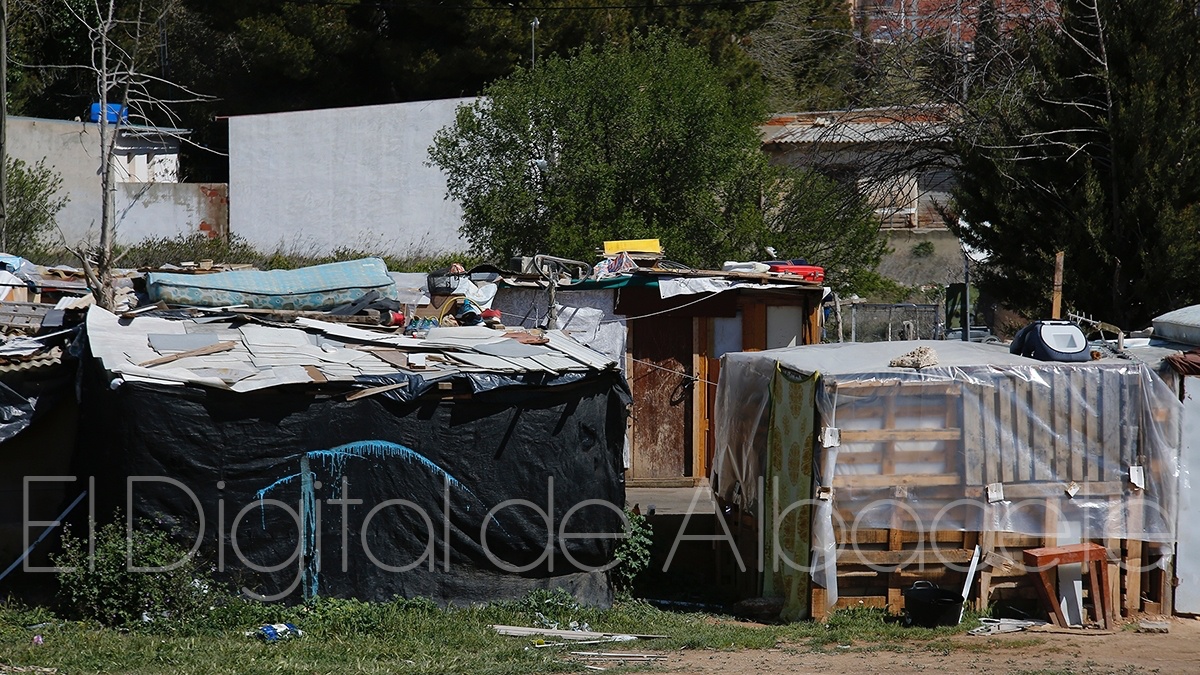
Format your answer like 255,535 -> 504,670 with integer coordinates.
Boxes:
37,0 -> 210,308
762,168 -> 889,294
428,34 -> 771,268
4,156 -> 68,258
744,0 -> 860,111
950,0 -> 1200,329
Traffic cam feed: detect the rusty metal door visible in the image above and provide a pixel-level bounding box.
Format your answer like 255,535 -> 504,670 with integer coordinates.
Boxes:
630,317 -> 693,480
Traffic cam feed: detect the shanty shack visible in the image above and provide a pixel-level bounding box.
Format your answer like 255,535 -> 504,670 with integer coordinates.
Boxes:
1129,305 -> 1200,615
493,268 -> 828,488
712,340 -> 1181,621
72,306 -> 630,606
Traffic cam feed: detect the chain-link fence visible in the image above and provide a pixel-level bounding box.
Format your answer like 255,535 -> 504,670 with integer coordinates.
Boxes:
829,302 -> 944,343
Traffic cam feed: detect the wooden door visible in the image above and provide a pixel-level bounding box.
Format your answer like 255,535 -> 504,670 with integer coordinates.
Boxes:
629,317 -> 693,481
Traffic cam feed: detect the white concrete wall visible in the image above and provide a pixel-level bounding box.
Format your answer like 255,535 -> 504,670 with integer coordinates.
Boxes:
228,98 -> 473,257
4,116 -> 209,249
5,116 -> 106,246
116,183 -> 228,242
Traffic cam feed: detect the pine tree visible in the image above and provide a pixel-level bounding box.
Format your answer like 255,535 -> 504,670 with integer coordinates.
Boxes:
951,0 -> 1200,328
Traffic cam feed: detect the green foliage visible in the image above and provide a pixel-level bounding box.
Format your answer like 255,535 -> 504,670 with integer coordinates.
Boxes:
109,233 -> 480,273
746,0 -> 860,110
0,596 -> 982,674
3,156 -> 68,260
429,33 -> 771,268
762,168 -> 890,295
952,0 -> 1200,328
612,509 -> 653,592
53,515 -> 211,629
911,241 -> 935,258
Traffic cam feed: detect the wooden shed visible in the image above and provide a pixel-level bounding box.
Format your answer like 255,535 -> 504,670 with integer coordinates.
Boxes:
493,269 -> 827,487
712,340 -> 1181,621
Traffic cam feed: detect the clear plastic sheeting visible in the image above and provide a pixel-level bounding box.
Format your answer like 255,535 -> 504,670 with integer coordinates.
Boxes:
712,341 -> 1183,602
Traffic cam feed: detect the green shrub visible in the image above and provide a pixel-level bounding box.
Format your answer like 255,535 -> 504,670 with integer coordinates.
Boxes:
612,509 -> 653,592
108,232 -> 484,273
53,515 -> 212,629
911,240 -> 936,258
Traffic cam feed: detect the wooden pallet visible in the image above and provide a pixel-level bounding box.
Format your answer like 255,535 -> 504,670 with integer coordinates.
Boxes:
721,363 -> 1177,621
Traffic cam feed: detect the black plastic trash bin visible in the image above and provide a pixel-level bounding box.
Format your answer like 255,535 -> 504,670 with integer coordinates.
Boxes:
903,580 -> 964,628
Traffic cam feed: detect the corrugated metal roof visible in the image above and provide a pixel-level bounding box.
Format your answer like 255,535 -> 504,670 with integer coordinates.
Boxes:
0,346 -> 64,373
765,121 -> 950,146
761,106 -> 951,146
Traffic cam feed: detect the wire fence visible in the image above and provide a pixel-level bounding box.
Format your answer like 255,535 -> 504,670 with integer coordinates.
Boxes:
830,302 -> 944,343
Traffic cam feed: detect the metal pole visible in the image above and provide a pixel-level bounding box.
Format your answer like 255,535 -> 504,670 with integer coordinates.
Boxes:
851,303 -> 857,342
834,294 -> 844,343
962,247 -> 971,341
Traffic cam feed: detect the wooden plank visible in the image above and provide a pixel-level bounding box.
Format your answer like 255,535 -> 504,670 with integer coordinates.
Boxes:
887,522 -> 903,614
1125,499 -> 1144,616
977,523 -> 997,611
802,295 -> 821,345
491,625 -> 668,640
998,376 -> 1017,483
1085,371 -> 1101,482
1032,377 -> 1053,481
837,450 -> 955,465
840,428 -> 962,443
1106,524 -> 1121,628
881,391 -> 898,475
1100,369 -> 1120,482
832,473 -> 961,488
811,586 -> 829,620
947,388 -> 962,476
1000,481 -> 1123,499
691,317 -> 707,480
1120,373 -> 1140,468
981,378 -> 1001,485
833,381 -> 961,395
1161,555 -> 1175,617
1069,369 -> 1086,482
137,340 -> 237,367
830,595 -> 887,611
1052,369 -> 1071,485
344,381 -> 406,401
838,549 -> 976,566
740,301 -> 767,352
964,384 -> 985,485
1042,498 -> 1059,548
837,403 -> 972,420
1014,376 -> 1033,481
624,322 -> 634,480
705,318 -> 718,478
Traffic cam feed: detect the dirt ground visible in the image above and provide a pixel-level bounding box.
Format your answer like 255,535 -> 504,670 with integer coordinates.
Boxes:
641,618 -> 1200,674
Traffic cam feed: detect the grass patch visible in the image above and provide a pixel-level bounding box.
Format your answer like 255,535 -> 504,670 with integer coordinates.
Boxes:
36,233 -> 485,274
0,595 -> 989,674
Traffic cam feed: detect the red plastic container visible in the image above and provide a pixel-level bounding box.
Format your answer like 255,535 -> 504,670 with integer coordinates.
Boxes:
768,263 -> 825,282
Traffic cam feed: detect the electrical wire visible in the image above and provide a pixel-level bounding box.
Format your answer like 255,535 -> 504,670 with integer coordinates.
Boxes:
629,355 -> 718,387
280,0 -> 787,11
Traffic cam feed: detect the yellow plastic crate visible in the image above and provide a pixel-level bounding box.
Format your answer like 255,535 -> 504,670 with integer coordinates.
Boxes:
602,238 -> 662,256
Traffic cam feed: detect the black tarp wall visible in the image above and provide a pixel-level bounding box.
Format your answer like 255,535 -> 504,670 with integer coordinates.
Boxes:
72,355 -> 630,607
